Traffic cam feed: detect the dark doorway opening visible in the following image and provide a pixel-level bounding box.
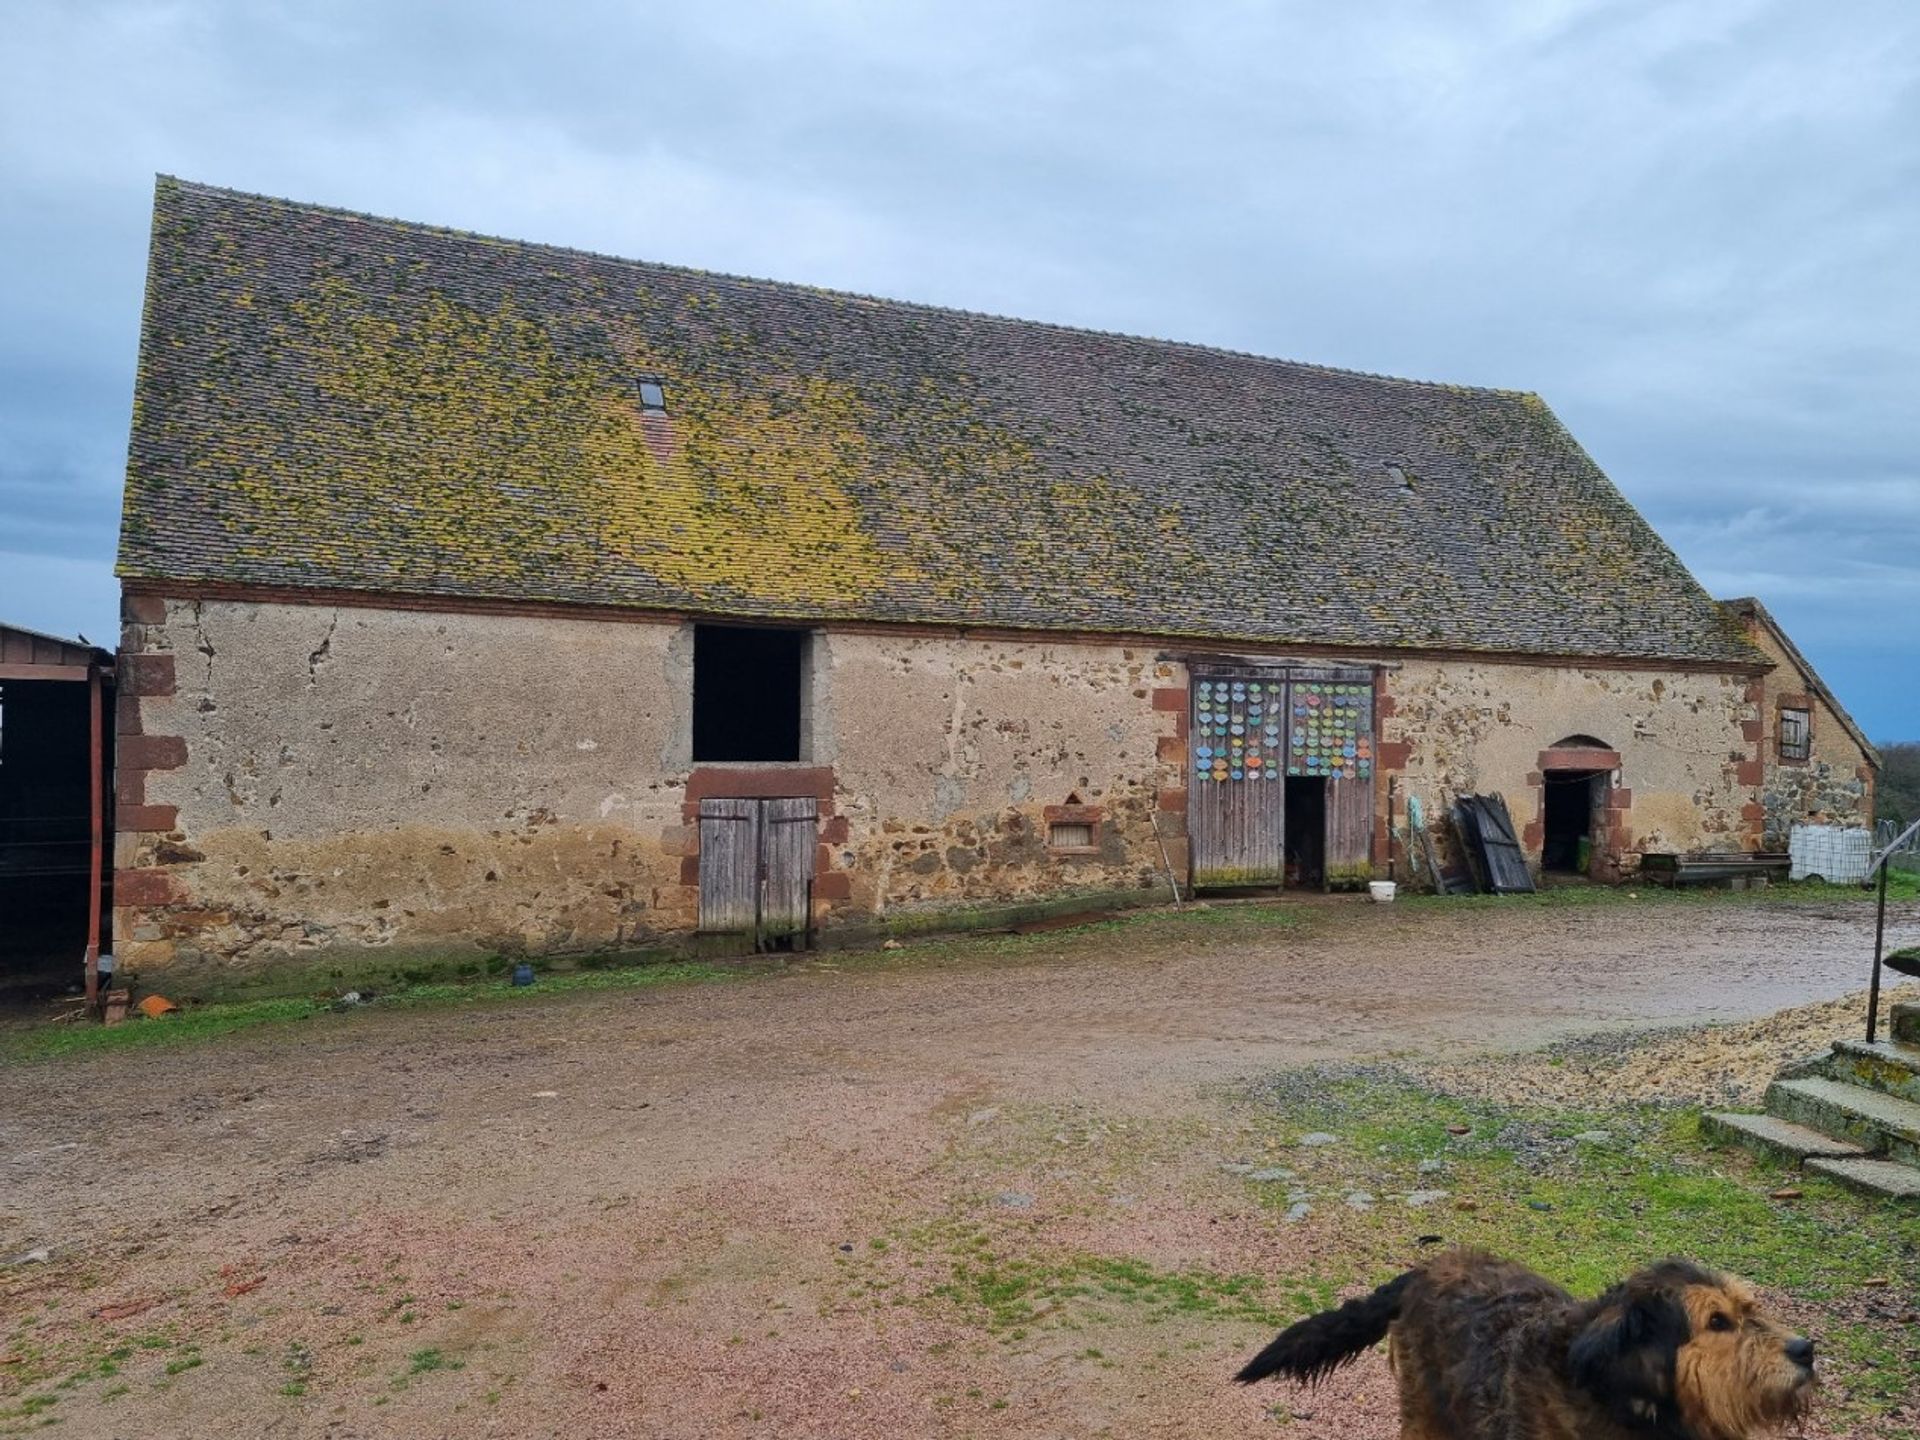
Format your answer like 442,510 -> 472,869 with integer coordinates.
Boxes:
1542,770 -> 1602,874
692,625 -> 805,763
1284,775 -> 1326,888
0,680 -> 108,1002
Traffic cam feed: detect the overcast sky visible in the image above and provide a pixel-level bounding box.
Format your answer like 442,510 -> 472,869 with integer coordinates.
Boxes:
2,1 -> 1914,738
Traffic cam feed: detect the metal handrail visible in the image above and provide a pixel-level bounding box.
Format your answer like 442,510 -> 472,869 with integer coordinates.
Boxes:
1866,817 -> 1920,1043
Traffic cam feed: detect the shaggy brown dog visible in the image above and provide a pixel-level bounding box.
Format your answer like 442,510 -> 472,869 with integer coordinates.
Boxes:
1236,1249 -> 1814,1439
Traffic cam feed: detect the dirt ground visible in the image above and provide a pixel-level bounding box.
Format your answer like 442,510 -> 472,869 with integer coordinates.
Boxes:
3,894 -> 1916,1439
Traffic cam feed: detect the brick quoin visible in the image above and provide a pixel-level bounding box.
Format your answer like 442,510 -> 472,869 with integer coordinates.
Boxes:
121,734 -> 187,770
1150,687 -> 1187,712
1376,740 -> 1412,770
1156,787 -> 1188,813
122,594 -> 168,625
115,868 -> 180,907
1155,734 -> 1186,762
115,768 -> 149,806
1741,719 -> 1764,743
812,871 -> 852,902
121,652 -> 177,697
1735,759 -> 1765,787
119,804 -> 179,833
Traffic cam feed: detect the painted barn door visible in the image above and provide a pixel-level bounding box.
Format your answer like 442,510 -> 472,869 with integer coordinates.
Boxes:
698,797 -> 818,946
1188,672 -> 1287,886
1289,671 -> 1375,888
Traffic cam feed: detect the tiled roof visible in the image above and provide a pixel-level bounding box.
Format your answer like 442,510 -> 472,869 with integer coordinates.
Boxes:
119,177 -> 1759,665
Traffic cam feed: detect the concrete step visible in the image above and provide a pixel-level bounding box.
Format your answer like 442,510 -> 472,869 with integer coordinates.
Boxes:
1806,1157 -> 1920,1207
1700,1112 -> 1868,1163
1766,1078 -> 1920,1165
1828,1038 -> 1920,1105
1894,1002 -> 1920,1047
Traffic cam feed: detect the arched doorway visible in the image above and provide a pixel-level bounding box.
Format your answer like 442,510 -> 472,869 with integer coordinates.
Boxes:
1538,736 -> 1621,878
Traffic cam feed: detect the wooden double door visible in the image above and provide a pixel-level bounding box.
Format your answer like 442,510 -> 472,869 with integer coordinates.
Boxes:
1188,665 -> 1376,889
697,797 -> 817,948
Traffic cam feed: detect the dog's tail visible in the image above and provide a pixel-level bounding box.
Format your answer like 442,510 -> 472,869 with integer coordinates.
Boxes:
1235,1270 -> 1416,1387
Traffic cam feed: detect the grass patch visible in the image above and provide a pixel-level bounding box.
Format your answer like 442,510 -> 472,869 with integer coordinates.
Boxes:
1242,1067 -> 1920,1429
406,1348 -> 462,1375
2,961 -> 738,1064
883,901 -> 1306,965
929,1236 -> 1331,1338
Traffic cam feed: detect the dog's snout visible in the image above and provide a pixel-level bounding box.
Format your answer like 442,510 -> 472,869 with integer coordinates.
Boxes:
1785,1336 -> 1815,1369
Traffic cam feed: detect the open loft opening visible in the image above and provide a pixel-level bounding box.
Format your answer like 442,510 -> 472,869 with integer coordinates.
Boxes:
692,625 -> 807,763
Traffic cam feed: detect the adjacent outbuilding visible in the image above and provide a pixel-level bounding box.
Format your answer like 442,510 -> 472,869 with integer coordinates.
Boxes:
0,622 -> 113,1001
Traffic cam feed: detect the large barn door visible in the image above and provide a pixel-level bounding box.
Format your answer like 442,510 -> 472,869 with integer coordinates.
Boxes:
1287,672 -> 1375,889
1324,777 -> 1374,886
1189,672 -> 1287,886
698,796 -> 817,947
758,797 -> 818,947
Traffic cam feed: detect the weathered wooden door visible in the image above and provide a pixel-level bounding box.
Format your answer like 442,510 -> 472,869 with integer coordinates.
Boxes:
1189,671 -> 1287,886
758,797 -> 818,944
1324,776 -> 1374,886
698,797 -> 817,946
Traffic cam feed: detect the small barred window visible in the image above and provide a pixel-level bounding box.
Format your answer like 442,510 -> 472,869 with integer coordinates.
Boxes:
1778,706 -> 1811,763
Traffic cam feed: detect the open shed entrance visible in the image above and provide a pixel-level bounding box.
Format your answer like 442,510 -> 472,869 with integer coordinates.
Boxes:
1,625 -> 113,1005
1542,771 -> 1605,875
1284,777 -> 1326,887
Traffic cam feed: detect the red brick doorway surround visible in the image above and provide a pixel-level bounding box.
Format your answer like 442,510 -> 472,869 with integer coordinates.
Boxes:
1524,745 -> 1627,881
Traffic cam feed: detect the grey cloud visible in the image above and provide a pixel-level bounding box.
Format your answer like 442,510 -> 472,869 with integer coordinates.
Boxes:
0,0 -> 1913,734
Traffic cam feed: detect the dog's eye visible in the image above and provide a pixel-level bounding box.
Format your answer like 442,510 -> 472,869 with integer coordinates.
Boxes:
1707,1313 -> 1732,1332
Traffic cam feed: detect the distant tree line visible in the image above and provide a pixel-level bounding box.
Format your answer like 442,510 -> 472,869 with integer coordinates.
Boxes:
1882,741 -> 1920,830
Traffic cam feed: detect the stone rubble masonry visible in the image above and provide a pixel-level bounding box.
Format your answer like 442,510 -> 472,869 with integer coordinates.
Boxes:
1736,616 -> 1877,846
113,591 -> 1769,986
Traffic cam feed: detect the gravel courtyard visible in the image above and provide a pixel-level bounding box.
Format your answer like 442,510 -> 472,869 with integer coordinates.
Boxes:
4,892 -> 1917,1438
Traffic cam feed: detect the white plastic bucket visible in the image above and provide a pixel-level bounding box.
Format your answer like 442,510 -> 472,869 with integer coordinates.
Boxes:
1368,881 -> 1397,903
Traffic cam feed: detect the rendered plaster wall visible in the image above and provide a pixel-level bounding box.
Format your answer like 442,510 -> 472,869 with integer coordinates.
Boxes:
114,597 -> 1183,989
1378,658 -> 1759,879
1741,622 -> 1875,844
813,631 -> 1183,919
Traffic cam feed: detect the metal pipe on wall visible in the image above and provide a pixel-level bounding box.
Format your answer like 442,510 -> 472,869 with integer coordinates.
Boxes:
84,660 -> 103,1011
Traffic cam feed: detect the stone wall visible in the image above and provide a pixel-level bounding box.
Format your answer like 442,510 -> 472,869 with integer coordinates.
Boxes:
113,595 -> 1184,990
1376,658 -> 1760,882
1738,618 -> 1875,845
115,591 -> 1771,988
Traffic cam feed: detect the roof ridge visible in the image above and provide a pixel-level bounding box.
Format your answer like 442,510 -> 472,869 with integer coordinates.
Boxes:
155,174 -> 1534,401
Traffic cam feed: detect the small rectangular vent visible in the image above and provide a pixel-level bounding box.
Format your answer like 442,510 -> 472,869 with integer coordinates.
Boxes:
1048,821 -> 1095,850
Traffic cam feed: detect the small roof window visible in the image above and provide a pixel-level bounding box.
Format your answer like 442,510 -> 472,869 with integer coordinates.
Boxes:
638,379 -> 667,412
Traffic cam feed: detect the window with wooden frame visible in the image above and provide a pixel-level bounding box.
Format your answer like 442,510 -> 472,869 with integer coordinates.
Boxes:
1045,796 -> 1102,855
1777,704 -> 1811,763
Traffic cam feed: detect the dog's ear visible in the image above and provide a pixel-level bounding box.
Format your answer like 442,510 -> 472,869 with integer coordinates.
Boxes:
1569,1286 -> 1689,1429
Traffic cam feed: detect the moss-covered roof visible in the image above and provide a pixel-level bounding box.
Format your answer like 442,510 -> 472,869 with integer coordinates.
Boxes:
118,176 -> 1758,665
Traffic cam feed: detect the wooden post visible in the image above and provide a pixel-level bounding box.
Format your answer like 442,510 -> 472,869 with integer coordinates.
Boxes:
84,661 -> 103,1012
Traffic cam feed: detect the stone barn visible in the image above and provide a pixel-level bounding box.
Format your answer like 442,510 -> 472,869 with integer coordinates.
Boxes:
1721,597 -> 1879,843
115,178 -> 1791,993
